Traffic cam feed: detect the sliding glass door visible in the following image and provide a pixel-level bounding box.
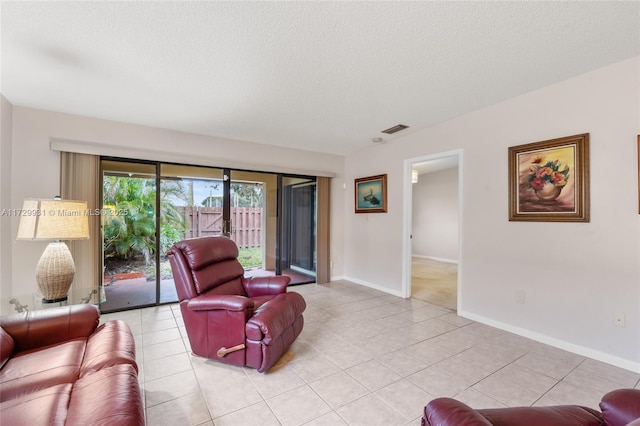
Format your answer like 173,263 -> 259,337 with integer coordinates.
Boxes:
99,158 -> 319,312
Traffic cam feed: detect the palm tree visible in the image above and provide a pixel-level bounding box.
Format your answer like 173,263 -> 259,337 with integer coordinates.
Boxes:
103,176 -> 188,265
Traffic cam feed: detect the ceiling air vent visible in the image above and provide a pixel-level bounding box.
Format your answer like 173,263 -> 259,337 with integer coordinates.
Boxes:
381,124 -> 409,134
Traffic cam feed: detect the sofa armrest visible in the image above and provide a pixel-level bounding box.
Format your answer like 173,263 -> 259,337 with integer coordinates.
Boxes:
242,275 -> 290,297
187,294 -> 255,312
423,398 -> 492,426
0,304 -> 99,352
600,388 -> 640,426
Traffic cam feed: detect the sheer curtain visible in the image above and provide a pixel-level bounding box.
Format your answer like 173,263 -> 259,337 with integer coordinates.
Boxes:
60,152 -> 102,304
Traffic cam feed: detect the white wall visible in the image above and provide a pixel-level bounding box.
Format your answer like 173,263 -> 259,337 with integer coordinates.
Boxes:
412,167 -> 458,262
7,107 -> 345,310
4,57 -> 639,371
0,95 -> 13,314
344,56 -> 640,371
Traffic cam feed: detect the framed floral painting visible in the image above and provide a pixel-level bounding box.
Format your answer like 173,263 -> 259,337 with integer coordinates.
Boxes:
508,133 -> 590,222
355,174 -> 387,213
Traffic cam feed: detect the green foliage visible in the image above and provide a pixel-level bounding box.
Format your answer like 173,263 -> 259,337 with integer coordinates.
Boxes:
103,176 -> 188,264
201,195 -> 223,207
230,183 -> 264,207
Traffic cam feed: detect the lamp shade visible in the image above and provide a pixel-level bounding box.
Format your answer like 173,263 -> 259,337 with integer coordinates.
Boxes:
412,169 -> 419,184
17,199 -> 90,240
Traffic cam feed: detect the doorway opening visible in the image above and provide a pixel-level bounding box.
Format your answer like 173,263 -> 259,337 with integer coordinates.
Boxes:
402,150 -> 462,312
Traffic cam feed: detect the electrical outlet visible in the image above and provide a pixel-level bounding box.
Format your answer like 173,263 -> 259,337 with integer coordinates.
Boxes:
515,290 -> 526,304
614,313 -> 625,328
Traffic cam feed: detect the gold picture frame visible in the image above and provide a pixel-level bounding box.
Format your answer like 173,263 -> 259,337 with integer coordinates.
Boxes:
509,133 -> 590,222
355,174 -> 387,213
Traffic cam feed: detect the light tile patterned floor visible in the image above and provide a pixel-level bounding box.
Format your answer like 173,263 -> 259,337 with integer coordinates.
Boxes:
100,280 -> 640,426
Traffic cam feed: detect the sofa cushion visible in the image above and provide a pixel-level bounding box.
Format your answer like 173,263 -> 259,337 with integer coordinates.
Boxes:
0,383 -> 71,426
0,339 -> 85,402
0,327 -> 14,369
66,364 -> 144,426
80,320 -> 137,377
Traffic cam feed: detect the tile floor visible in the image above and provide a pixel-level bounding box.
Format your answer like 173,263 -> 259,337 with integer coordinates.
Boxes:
411,258 -> 457,310
100,280 -> 640,426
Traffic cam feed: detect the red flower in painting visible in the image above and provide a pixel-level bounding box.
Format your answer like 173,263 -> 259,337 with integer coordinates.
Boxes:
535,167 -> 553,179
530,177 -> 545,190
531,155 -> 544,164
527,156 -> 570,190
551,171 -> 567,186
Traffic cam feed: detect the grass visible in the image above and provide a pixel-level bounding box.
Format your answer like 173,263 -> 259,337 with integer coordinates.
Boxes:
238,247 -> 262,269
109,246 -> 264,281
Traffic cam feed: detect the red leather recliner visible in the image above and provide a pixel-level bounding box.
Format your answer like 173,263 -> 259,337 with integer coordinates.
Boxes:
167,236 -> 306,373
422,388 -> 640,426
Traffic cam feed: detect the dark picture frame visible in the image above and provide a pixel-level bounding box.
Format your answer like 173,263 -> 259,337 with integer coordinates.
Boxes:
355,174 -> 387,213
508,133 -> 590,222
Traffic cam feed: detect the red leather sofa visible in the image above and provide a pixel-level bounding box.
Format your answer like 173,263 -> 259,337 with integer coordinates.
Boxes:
0,304 -> 144,425
168,236 -> 306,373
422,388 -> 640,426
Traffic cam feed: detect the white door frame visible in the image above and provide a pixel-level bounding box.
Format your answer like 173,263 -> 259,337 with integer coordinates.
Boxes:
402,149 -> 463,312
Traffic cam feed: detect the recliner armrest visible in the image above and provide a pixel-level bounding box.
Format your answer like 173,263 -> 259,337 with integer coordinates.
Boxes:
600,388 -> 640,426
246,292 -> 305,344
0,304 -> 100,352
424,397 -> 605,426
242,276 -> 290,297
423,398 -> 492,426
187,294 -> 255,312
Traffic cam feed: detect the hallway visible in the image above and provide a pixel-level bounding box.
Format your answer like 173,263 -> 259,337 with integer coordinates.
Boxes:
411,257 -> 457,311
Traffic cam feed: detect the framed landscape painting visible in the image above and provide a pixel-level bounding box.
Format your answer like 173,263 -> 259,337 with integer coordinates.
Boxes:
508,133 -> 590,222
355,174 -> 387,213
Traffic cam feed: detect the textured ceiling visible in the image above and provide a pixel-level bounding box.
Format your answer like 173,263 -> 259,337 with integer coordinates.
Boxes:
2,2 -> 639,155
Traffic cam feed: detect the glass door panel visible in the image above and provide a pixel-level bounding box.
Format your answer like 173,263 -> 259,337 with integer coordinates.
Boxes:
160,164 -> 224,302
100,160 -> 157,312
229,170 -> 276,272
281,176 -> 317,284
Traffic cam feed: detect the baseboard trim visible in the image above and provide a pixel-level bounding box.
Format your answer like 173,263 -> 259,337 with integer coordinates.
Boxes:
459,310 -> 640,374
342,276 -> 405,298
412,254 -> 458,264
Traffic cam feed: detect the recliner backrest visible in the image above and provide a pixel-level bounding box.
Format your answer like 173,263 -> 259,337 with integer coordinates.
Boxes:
169,237 -> 247,298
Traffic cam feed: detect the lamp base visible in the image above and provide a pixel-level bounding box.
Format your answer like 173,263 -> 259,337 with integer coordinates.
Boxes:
36,242 -> 75,302
42,296 -> 69,304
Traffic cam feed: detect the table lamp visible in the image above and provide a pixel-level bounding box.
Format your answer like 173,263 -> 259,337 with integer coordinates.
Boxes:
16,198 -> 89,302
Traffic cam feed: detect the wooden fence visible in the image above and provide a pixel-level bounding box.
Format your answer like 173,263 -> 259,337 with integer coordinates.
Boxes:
181,206 -> 262,248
